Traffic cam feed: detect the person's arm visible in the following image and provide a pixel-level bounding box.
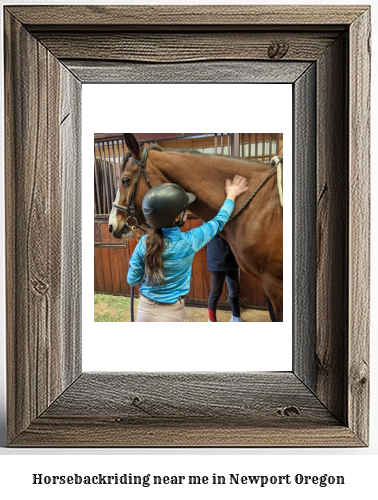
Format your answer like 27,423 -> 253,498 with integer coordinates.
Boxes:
186,175 -> 248,253
127,238 -> 146,286
186,199 -> 235,252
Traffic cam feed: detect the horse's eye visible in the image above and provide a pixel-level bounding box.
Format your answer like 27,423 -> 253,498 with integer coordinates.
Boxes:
122,178 -> 131,187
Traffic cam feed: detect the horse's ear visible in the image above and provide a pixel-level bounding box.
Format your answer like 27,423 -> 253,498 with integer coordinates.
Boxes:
123,133 -> 141,160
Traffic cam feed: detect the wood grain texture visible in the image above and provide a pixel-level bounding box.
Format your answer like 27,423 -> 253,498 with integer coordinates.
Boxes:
293,64 -> 317,390
348,8 -> 371,445
7,5 -> 367,29
37,32 -> 339,63
11,373 -> 363,447
40,373 -> 339,422
4,11 -> 81,444
60,67 -> 82,389
94,212 -> 267,308
68,60 -> 311,84
316,33 -> 348,426
5,12 -> 61,442
4,5 -> 370,447
11,421 -> 363,448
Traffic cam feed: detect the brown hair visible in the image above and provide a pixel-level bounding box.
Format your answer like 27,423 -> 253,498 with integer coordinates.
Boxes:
144,229 -> 166,286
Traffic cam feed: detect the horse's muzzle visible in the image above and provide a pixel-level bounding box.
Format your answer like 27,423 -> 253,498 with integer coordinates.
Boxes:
111,224 -> 135,240
108,224 -> 123,239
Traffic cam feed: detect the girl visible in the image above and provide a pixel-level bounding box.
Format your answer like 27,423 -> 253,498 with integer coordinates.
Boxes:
127,175 -> 248,322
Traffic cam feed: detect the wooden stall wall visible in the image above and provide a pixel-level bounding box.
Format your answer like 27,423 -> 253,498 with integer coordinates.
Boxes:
94,215 -> 234,308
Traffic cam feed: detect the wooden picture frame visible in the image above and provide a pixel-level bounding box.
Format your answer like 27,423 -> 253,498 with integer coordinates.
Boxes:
4,5 -> 370,447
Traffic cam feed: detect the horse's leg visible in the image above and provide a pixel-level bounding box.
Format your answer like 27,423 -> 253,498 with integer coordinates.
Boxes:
266,297 -> 277,322
262,273 -> 283,322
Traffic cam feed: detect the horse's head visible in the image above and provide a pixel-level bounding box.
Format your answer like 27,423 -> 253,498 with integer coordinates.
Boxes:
108,134 -> 149,239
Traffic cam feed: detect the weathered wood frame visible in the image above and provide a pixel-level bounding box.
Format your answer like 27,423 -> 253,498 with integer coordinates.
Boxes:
4,5 -> 370,447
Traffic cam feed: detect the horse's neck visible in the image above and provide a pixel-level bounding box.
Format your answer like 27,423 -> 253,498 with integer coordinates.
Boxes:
148,150 -> 270,221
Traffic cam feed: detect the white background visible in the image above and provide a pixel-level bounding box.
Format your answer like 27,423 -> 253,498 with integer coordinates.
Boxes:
0,0 -> 377,498
83,84 -> 292,372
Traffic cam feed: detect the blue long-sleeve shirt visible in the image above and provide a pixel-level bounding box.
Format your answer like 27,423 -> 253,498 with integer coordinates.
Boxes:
127,199 -> 235,303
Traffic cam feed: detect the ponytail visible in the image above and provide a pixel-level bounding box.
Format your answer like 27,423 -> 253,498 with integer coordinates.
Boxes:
144,229 -> 166,286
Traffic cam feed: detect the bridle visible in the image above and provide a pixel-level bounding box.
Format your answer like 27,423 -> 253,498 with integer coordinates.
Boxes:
112,147 -> 153,237
112,148 -> 153,323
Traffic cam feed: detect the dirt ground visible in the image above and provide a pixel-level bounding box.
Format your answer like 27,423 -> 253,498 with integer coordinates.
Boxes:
94,294 -> 270,322
185,305 -> 270,322
131,298 -> 270,322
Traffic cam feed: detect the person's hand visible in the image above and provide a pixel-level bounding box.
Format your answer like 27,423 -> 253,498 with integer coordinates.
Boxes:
225,175 -> 248,202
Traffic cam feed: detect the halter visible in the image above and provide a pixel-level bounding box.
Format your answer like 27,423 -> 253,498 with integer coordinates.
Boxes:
112,147 -> 154,322
112,147 -> 153,236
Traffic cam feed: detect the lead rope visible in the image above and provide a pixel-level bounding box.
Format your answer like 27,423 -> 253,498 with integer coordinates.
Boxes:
131,150 -> 150,320
130,285 -> 135,322
127,148 -> 152,322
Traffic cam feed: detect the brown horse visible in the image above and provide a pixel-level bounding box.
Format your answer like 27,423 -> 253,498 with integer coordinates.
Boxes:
108,134 -> 283,321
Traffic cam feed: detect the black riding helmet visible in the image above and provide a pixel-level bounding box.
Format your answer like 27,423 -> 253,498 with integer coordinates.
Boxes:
142,183 -> 196,229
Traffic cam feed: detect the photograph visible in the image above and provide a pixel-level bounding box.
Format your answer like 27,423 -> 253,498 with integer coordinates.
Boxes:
94,133 -> 283,323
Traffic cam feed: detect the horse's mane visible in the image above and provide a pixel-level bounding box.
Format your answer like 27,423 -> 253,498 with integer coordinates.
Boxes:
150,145 -> 203,155
149,144 -> 268,167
